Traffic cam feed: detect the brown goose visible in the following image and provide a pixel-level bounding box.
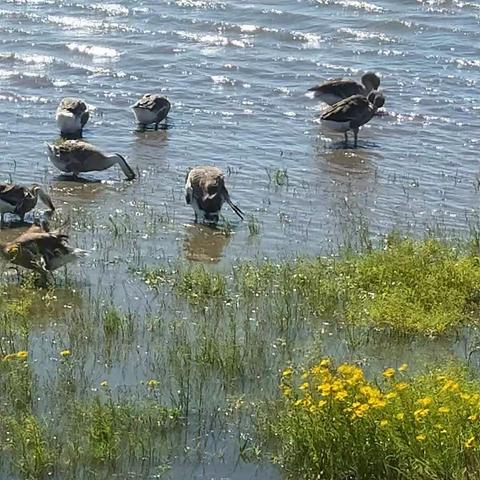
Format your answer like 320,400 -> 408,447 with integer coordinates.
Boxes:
1,223 -> 87,275
320,91 -> 385,147
185,166 -> 244,224
46,140 -> 136,180
56,98 -> 90,138
308,72 -> 380,105
131,94 -> 171,130
0,184 -> 55,224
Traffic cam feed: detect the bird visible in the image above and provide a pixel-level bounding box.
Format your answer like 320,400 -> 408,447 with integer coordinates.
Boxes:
56,98 -> 90,138
185,166 -> 244,225
131,94 -> 171,130
46,140 -> 136,180
320,91 -> 385,147
0,184 -> 55,224
0,222 -> 88,278
308,72 -> 381,105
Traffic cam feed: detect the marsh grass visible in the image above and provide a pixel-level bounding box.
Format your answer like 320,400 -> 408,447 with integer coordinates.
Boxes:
0,352 -> 180,479
144,236 -> 480,335
262,359 -> 480,480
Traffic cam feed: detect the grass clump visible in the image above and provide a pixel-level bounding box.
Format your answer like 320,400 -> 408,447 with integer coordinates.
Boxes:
264,359 -> 480,480
294,238 -> 480,334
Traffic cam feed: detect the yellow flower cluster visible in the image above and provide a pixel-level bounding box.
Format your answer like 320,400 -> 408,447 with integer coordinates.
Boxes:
280,359 -> 480,452
2,351 -> 28,361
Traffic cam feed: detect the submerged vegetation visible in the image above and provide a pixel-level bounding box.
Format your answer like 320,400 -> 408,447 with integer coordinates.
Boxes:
1,231 -> 480,478
144,236 -> 480,335
263,359 -> 480,480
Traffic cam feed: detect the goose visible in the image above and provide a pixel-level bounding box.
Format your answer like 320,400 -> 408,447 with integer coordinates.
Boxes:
56,98 -> 90,138
131,94 -> 171,130
320,91 -> 385,147
0,184 -> 55,224
46,140 -> 136,180
1,223 -> 88,276
185,166 -> 244,224
308,72 -> 380,105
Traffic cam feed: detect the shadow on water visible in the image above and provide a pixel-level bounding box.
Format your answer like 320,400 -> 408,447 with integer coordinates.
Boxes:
182,223 -> 231,263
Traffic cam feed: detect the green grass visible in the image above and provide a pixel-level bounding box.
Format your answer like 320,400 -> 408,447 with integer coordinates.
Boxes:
261,359 -> 480,480
143,237 -> 480,335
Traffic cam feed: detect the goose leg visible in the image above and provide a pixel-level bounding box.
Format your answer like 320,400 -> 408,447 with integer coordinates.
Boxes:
154,122 -> 159,131
353,128 -> 359,148
344,131 -> 348,145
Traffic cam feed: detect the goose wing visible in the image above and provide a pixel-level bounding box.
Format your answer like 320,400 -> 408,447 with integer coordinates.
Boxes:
0,184 -> 26,208
52,141 -> 107,171
321,95 -> 370,122
133,94 -> 170,112
58,98 -> 88,116
309,79 -> 363,99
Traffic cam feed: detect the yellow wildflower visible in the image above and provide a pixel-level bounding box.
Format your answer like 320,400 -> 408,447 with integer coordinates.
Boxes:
385,392 -> 397,400
395,382 -> 409,391
416,397 -> 433,407
468,414 -> 478,422
461,393 -> 472,401
299,382 -> 309,391
383,368 -> 395,379
369,398 -> 387,408
395,413 -> 405,421
282,367 -> 293,378
318,383 -> 332,396
294,399 -> 303,407
465,436 -> 476,449
414,408 -> 429,421
438,406 -> 450,414
334,390 -> 348,401
282,386 -> 293,397
320,358 -> 331,368
16,351 -> 28,360
379,419 -> 389,427
147,379 -> 159,388
441,380 -> 459,393
398,363 -> 408,372
352,404 -> 369,419
416,434 -> 427,442
317,400 -> 327,408
60,349 -> 71,358
100,380 -> 109,387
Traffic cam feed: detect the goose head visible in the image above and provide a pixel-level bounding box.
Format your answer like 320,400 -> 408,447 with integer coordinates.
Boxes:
367,91 -> 385,110
361,72 -> 380,92
31,185 -> 55,212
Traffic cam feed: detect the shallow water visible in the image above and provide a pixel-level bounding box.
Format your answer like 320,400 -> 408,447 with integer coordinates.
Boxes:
0,0 -> 479,478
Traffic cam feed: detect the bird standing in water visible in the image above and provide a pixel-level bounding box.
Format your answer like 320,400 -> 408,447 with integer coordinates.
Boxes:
308,72 -> 381,105
131,94 -> 171,131
56,98 -> 90,138
320,91 -> 385,147
0,184 -> 55,225
1,222 -> 88,281
185,166 -> 244,225
46,140 -> 136,180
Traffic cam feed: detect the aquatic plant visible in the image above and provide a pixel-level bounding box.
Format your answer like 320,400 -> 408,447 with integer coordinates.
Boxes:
264,359 -> 480,479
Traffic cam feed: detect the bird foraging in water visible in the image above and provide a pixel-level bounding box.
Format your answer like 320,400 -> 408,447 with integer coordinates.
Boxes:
56,98 -> 90,138
308,72 -> 380,105
185,166 -> 244,225
131,94 -> 171,131
46,140 -> 136,180
320,91 -> 385,147
1,223 -> 88,278
0,184 -> 55,225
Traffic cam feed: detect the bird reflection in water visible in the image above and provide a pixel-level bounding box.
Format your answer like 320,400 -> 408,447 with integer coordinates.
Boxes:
183,224 -> 230,263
